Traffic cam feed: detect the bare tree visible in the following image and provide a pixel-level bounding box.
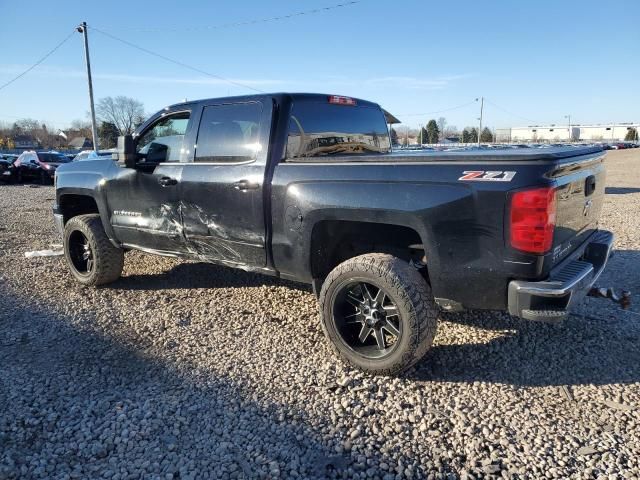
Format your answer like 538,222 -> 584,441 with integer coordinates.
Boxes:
4,118 -> 67,149
12,118 -> 41,134
443,125 -> 458,139
96,96 -> 145,136
70,119 -> 91,130
436,117 -> 447,141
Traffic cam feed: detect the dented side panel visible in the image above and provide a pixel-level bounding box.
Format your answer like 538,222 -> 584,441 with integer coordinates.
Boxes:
176,99 -> 273,268
106,164 -> 190,254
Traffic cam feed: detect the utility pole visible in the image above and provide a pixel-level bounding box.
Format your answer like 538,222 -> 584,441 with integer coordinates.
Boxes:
478,96 -> 484,146
77,22 -> 99,152
564,114 -> 572,142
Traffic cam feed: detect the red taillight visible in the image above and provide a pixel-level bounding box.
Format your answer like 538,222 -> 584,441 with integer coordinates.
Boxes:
328,95 -> 356,106
509,187 -> 556,254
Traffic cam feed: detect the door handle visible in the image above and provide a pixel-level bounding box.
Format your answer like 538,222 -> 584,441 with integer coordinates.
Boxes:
233,180 -> 259,191
158,176 -> 178,187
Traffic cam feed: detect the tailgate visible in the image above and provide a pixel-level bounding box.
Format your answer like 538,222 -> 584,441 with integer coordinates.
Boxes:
550,150 -> 606,264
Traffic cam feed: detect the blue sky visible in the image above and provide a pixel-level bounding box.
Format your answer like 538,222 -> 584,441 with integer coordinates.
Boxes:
0,0 -> 638,130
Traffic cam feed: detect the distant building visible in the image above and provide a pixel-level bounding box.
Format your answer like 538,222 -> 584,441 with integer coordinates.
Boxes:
12,134 -> 40,150
496,123 -> 639,143
69,137 -> 93,149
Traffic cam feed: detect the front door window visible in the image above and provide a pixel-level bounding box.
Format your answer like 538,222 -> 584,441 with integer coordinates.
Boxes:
137,112 -> 190,164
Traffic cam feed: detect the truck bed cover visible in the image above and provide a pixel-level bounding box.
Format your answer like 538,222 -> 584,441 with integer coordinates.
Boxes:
286,145 -> 604,163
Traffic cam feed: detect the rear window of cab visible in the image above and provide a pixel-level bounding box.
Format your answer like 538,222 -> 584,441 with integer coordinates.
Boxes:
286,101 -> 391,160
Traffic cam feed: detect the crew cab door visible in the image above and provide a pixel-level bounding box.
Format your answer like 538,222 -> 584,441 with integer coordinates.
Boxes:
106,109 -> 194,254
178,100 -> 271,267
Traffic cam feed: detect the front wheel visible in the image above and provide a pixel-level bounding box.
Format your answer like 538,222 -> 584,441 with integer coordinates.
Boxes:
63,214 -> 124,286
319,253 -> 439,375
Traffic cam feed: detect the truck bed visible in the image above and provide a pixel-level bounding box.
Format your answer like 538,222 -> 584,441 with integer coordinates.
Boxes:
271,145 -> 606,311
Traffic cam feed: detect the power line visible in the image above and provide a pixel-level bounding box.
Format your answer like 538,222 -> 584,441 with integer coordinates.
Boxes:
95,1 -> 361,33
397,99 -> 479,117
483,98 -> 539,125
90,26 -> 266,93
0,30 -> 76,93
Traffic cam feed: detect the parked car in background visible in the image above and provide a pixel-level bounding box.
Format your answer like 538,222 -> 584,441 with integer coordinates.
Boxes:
0,156 -> 17,183
14,151 -> 71,184
73,149 -> 116,161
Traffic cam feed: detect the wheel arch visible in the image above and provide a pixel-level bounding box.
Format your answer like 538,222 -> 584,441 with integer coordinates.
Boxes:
56,187 -> 118,246
308,218 -> 433,287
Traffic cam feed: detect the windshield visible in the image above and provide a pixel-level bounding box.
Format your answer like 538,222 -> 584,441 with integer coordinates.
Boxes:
88,151 -> 114,159
38,153 -> 70,163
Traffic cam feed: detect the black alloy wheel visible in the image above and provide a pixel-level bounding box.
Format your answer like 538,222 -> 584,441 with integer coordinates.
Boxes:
63,214 -> 124,286
332,280 -> 402,359
67,230 -> 94,276
319,253 -> 439,375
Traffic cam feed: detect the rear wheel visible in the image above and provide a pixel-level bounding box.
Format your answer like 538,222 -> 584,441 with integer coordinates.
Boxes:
63,214 -> 124,286
319,253 -> 439,375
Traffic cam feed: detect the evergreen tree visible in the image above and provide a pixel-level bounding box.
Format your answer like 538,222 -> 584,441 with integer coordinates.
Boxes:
98,122 -> 120,149
426,119 -> 440,144
461,128 -> 471,143
625,128 -> 638,141
480,127 -> 494,143
469,127 -> 479,143
417,126 -> 429,144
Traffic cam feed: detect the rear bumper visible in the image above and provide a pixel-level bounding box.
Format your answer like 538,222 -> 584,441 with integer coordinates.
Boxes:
508,230 -> 614,322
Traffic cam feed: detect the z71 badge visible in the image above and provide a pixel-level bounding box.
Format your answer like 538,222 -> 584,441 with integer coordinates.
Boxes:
458,171 -> 516,182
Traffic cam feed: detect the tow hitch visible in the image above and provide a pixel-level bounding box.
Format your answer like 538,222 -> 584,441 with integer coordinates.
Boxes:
588,287 -> 632,309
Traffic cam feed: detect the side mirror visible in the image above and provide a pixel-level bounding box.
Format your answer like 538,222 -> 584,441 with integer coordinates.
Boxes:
115,135 -> 137,168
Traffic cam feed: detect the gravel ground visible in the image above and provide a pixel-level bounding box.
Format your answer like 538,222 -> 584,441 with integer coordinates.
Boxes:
1,149 -> 639,480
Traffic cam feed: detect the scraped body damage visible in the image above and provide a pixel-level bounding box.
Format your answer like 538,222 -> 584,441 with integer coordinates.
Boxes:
114,201 -> 264,267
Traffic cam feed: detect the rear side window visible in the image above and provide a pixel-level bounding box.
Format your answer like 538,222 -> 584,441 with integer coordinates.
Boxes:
286,102 -> 391,160
195,102 -> 262,163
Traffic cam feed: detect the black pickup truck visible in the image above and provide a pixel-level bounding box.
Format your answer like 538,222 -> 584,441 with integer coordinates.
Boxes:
53,93 -> 613,375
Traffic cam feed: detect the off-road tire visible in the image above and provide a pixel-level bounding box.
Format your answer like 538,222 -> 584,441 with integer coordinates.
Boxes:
63,214 -> 124,286
319,253 -> 439,375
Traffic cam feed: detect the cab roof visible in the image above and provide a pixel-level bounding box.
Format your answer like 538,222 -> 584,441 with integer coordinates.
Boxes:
165,93 -> 381,110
